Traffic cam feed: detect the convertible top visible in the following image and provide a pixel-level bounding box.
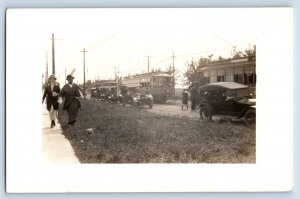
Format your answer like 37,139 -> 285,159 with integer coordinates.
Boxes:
199,82 -> 249,90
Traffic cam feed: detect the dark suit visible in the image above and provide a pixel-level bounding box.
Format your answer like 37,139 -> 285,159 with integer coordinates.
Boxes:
42,83 -> 61,111
60,83 -> 81,124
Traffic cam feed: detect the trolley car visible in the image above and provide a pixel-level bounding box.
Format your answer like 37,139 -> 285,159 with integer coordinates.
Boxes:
121,71 -> 175,103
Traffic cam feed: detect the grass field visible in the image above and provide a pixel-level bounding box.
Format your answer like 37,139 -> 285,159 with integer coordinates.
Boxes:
58,99 -> 256,163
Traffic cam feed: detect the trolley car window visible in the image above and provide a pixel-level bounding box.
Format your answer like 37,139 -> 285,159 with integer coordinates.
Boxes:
217,69 -> 225,82
210,70 -> 217,83
234,68 -> 244,84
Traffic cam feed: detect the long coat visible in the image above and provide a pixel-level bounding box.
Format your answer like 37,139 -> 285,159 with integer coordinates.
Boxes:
182,91 -> 188,104
60,84 -> 81,110
60,84 -> 81,124
42,83 -> 61,111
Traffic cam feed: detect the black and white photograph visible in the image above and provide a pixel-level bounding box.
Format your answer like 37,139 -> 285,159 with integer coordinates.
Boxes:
6,8 -> 293,192
38,9 -> 257,164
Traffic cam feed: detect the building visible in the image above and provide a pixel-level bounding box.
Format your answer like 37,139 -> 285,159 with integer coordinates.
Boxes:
198,55 -> 256,89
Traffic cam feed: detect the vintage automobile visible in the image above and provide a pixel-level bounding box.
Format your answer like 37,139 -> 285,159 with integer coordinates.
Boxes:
120,84 -> 153,108
198,82 -> 256,127
90,87 -> 100,100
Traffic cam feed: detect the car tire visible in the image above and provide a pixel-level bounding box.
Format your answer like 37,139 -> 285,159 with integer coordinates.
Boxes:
244,109 -> 256,128
200,107 -> 212,121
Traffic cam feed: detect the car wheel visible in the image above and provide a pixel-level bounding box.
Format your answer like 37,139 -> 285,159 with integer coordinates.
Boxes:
200,107 -> 212,121
244,109 -> 256,128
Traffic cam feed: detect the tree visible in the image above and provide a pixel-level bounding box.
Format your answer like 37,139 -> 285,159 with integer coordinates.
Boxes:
244,45 -> 256,56
231,45 -> 256,58
183,55 -> 214,86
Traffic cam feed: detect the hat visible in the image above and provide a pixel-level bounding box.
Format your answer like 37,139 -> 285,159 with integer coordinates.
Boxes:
49,74 -> 57,80
66,74 -> 74,80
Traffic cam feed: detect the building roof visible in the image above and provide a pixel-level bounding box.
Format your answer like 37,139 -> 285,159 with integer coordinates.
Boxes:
123,71 -> 171,79
197,56 -> 256,72
153,73 -> 173,77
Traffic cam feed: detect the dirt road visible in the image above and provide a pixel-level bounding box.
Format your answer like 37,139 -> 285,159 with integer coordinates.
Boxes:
148,100 -> 200,119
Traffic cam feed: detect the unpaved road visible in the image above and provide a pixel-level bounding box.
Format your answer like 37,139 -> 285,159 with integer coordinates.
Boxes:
148,100 -> 200,119
148,100 -> 246,127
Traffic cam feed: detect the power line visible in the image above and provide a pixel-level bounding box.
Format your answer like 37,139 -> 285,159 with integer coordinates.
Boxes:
87,33 -> 117,50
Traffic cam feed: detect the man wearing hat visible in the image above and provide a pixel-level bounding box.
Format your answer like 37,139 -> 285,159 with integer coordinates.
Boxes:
60,74 -> 82,127
42,74 -> 61,128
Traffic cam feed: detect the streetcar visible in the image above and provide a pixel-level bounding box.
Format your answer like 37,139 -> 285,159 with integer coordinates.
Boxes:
121,71 -> 175,103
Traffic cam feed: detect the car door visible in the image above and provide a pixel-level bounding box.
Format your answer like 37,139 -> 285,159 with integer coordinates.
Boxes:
214,90 -> 228,115
223,89 -> 239,116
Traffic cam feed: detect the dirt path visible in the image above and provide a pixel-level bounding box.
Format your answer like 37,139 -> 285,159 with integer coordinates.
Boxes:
148,100 -> 200,119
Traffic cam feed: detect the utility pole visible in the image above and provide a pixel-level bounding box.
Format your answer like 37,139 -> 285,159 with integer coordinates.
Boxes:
45,51 -> 49,85
171,52 -> 176,87
50,33 -> 62,75
171,52 -> 176,76
81,48 -> 88,99
51,34 -> 55,75
64,68 -> 67,84
144,56 -> 152,73
113,66 -> 119,94
113,67 -> 117,81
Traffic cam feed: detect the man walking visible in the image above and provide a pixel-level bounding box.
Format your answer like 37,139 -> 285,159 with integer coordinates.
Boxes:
60,74 -> 82,127
42,74 -> 60,128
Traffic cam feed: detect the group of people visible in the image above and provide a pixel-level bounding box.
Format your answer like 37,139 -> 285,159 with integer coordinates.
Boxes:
42,74 -> 82,128
181,81 -> 201,110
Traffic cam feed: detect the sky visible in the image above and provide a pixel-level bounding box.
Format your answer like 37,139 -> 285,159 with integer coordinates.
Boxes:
7,8 -> 257,87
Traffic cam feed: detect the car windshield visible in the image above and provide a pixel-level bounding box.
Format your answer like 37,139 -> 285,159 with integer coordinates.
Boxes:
226,88 -> 251,98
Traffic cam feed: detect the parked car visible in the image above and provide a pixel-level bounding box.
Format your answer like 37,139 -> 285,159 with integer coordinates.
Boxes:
120,84 -> 153,108
198,82 -> 256,127
90,87 -> 99,100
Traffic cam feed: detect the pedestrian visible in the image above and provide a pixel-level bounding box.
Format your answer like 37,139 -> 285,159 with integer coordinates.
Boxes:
60,74 -> 82,127
189,82 -> 198,110
181,89 -> 189,110
42,74 -> 60,128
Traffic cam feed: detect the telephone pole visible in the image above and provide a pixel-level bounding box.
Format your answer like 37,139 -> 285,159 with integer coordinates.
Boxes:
81,48 -> 88,99
50,33 -> 62,75
64,68 -> 67,84
45,51 -> 49,85
51,34 -> 55,75
112,67 -> 119,94
171,52 -> 176,76
144,56 -> 153,73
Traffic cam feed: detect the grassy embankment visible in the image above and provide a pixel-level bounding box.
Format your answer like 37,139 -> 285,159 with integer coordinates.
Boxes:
58,99 -> 255,163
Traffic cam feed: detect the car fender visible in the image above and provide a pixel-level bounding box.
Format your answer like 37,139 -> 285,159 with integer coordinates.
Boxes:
239,107 -> 256,118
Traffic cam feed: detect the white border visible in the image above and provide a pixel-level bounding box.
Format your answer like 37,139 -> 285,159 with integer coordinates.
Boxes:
6,8 -> 293,192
